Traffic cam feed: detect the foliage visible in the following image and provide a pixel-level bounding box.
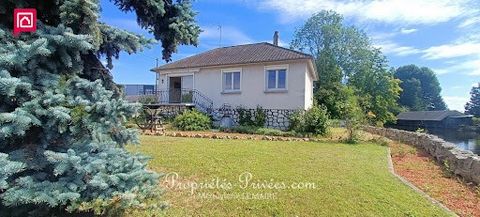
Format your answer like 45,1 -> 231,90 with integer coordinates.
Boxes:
291,10 -> 371,78
472,117 -> 480,126
237,106 -> 266,127
181,91 -> 193,103
341,88 -> 364,144
416,128 -> 427,133
138,95 -> 158,104
254,106 -> 267,127
0,0 -> 200,215
465,83 -> 480,117
173,109 -> 211,131
289,106 -> 330,136
291,11 -> 401,125
395,65 -> 447,111
314,82 -> 348,119
237,107 -> 253,126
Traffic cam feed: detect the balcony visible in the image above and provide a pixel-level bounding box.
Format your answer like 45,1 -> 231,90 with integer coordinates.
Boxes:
126,88 -> 213,114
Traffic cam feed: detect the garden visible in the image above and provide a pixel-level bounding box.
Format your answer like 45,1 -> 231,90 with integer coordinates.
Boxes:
125,134 -> 450,216
1,0 -> 478,216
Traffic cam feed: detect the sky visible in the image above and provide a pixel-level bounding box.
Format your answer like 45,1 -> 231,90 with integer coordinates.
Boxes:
100,0 -> 480,112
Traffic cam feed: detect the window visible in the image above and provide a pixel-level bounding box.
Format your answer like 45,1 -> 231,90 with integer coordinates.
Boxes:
265,67 -> 287,91
222,69 -> 241,92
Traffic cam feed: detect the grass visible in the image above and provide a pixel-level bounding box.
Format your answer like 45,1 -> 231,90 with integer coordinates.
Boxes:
126,135 -> 451,216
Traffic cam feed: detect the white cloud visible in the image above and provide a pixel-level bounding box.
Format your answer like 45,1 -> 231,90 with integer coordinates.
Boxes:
200,26 -> 255,47
374,41 -> 421,56
443,96 -> 469,112
422,42 -> 480,60
458,16 -> 480,28
258,0 -> 474,24
432,58 -> 480,76
431,68 -> 449,75
400,28 -> 418,34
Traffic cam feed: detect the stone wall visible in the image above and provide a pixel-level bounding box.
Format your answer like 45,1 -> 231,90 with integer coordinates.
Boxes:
154,104 -> 191,118
211,108 -> 297,130
364,126 -> 480,185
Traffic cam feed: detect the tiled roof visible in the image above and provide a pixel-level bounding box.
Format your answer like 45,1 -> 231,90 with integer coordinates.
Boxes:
152,42 -> 313,71
397,110 -> 469,121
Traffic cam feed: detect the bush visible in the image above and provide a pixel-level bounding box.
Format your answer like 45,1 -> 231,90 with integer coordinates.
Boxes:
173,109 -> 211,131
473,117 -> 480,126
254,106 -> 267,127
237,105 -> 266,127
341,88 -> 364,144
289,105 -> 330,136
237,107 -> 254,126
138,95 -> 158,104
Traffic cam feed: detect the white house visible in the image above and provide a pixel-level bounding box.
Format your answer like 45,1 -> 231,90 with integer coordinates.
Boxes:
151,41 -> 317,111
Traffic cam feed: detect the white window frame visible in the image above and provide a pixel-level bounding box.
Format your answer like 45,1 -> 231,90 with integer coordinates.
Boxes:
264,65 -> 288,92
221,68 -> 242,93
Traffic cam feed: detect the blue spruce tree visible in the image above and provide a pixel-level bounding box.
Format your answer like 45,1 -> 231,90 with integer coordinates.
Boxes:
0,0 -> 200,216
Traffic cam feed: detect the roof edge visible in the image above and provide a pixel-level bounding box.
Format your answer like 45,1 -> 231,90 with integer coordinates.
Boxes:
150,42 -> 313,72
151,57 -> 313,72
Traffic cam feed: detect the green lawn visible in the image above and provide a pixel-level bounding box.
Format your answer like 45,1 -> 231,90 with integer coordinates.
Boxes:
127,136 -> 451,216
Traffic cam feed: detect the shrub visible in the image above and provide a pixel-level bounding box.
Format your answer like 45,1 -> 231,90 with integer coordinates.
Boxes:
289,106 -> 330,136
138,95 -> 158,104
237,106 -> 266,127
181,91 -> 193,103
341,88 -> 364,144
288,111 -> 304,131
237,107 -> 254,126
473,117 -> 480,126
173,109 -> 211,131
254,106 -> 266,127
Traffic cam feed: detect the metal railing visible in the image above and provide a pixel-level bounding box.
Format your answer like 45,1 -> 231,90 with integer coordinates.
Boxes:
138,88 -> 213,114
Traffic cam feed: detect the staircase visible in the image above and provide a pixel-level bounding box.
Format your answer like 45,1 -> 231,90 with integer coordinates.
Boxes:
189,89 -> 214,114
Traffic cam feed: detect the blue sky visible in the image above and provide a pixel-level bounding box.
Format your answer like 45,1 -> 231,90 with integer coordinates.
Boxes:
100,0 -> 480,112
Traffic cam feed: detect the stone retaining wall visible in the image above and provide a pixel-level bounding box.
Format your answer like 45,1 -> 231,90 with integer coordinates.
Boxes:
211,108 -> 297,130
364,126 -> 480,185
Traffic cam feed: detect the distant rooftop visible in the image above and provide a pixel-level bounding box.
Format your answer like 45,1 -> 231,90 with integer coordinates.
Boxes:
397,110 -> 472,121
151,42 -> 314,71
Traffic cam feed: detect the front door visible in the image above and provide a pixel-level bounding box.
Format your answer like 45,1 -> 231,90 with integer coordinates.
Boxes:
169,77 -> 181,103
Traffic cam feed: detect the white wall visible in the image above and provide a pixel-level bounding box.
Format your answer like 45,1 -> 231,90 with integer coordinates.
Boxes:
156,61 -> 314,110
304,68 -> 314,109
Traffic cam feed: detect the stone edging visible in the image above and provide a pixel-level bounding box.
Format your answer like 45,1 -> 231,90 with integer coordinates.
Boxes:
386,148 -> 458,216
364,126 -> 480,186
143,131 -> 319,142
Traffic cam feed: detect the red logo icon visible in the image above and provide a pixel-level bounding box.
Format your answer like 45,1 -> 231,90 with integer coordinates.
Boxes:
14,8 -> 37,36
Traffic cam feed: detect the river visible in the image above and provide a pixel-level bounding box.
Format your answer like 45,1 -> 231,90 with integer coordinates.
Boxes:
428,129 -> 480,155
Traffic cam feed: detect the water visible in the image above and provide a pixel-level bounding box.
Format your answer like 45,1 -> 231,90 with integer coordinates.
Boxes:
428,129 -> 480,155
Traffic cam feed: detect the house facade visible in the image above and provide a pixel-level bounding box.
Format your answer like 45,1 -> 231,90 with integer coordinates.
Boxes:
149,42 -> 317,129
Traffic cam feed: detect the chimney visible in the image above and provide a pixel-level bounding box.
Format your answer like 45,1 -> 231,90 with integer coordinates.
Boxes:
273,31 -> 279,46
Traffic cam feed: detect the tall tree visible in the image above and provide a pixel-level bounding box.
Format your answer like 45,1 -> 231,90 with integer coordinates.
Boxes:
348,49 -> 402,125
0,0 -> 200,216
291,10 -> 371,79
291,11 -> 401,124
394,65 -> 447,111
465,83 -> 480,117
